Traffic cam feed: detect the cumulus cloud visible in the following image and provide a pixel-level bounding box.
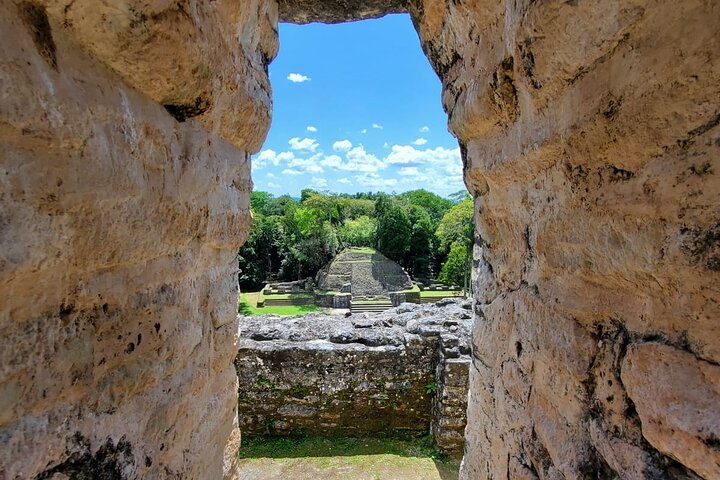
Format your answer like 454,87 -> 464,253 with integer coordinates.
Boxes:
337,178 -> 352,185
266,172 -> 275,178
386,145 -> 460,167
254,149 -> 295,169
310,177 -> 328,189
282,169 -> 303,176
372,123 -> 383,129
320,155 -> 343,168
413,138 -> 428,146
287,73 -> 310,83
420,126 -> 430,132
306,125 -> 318,132
333,140 -> 353,152
344,146 -> 386,173
289,137 -> 319,152
399,167 -> 420,177
360,129 -> 368,134
267,182 -> 280,189
355,172 -> 398,188
288,154 -> 324,174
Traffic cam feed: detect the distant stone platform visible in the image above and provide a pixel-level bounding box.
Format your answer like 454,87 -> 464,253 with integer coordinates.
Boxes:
315,248 -> 412,297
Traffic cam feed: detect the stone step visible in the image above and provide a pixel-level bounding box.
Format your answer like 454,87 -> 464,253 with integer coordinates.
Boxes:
350,303 -> 394,313
263,298 -> 315,306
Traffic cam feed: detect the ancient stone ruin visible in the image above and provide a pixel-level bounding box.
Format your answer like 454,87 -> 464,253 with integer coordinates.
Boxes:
316,248 -> 413,297
1,0 -> 718,479
236,299 -> 471,456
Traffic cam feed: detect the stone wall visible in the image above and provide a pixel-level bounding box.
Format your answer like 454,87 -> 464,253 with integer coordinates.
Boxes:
0,0 -> 276,477
235,300 -> 471,455
3,0 -> 718,478
405,1 -> 720,478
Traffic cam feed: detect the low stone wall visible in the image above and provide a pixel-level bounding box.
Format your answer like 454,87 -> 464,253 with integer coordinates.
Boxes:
235,299 -> 472,455
389,290 -> 421,306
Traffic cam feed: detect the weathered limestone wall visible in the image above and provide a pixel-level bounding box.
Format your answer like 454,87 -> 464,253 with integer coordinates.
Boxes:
406,0 -> 720,478
236,300 -> 471,455
0,0 -> 276,477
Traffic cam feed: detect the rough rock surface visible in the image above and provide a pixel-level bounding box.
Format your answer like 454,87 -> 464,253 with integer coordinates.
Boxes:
0,1 -> 276,478
278,0 -> 406,24
403,0 -> 720,478
236,300 -> 471,455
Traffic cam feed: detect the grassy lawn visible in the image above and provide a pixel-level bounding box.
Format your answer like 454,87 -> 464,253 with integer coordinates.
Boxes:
238,436 -> 459,480
347,247 -> 378,254
419,290 -> 464,298
238,292 -> 321,316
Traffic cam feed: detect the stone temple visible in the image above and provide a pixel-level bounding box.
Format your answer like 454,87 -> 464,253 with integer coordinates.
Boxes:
315,248 -> 412,297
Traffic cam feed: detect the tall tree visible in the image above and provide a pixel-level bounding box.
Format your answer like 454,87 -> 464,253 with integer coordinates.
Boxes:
375,196 -> 411,262
436,197 -> 475,292
404,205 -> 435,278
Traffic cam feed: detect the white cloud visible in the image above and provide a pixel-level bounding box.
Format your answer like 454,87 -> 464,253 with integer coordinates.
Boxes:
267,182 -> 280,189
320,155 -> 343,168
360,129 -> 368,134
383,142 -> 390,149
337,178 -> 352,185
399,167 -> 420,177
287,73 -> 311,83
282,169 -> 303,176
355,172 -> 398,188
310,177 -> 328,189
266,172 -> 275,178
254,149 -> 295,169
386,145 -> 460,167
344,146 -> 386,173
413,138 -> 428,146
420,126 -> 430,133
306,125 -> 318,132
372,123 -> 383,130
289,137 -> 319,152
332,139 -> 353,152
288,154 -> 324,174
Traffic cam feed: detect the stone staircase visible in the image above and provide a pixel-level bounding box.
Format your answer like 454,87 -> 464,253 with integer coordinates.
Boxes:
350,300 -> 393,313
263,296 -> 315,307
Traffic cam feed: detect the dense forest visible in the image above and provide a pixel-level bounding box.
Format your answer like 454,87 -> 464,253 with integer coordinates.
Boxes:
238,189 -> 474,291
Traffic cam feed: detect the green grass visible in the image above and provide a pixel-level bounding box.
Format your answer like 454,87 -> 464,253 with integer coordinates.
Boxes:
238,292 -> 321,316
239,435 -> 447,462
419,290 -> 463,298
346,247 -> 378,254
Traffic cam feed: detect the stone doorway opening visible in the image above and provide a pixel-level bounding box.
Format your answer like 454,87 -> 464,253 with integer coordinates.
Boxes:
236,11 -> 471,480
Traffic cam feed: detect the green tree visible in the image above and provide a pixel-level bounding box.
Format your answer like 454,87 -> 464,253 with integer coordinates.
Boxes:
404,205 -> 435,278
376,197 -> 411,262
436,197 -> 474,252
438,243 -> 469,287
399,189 -> 453,227
338,215 -> 377,247
436,197 -> 475,291
250,191 -> 274,216
238,213 -> 282,290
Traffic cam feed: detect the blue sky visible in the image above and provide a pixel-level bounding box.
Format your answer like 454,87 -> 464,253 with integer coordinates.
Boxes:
252,14 -> 465,198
